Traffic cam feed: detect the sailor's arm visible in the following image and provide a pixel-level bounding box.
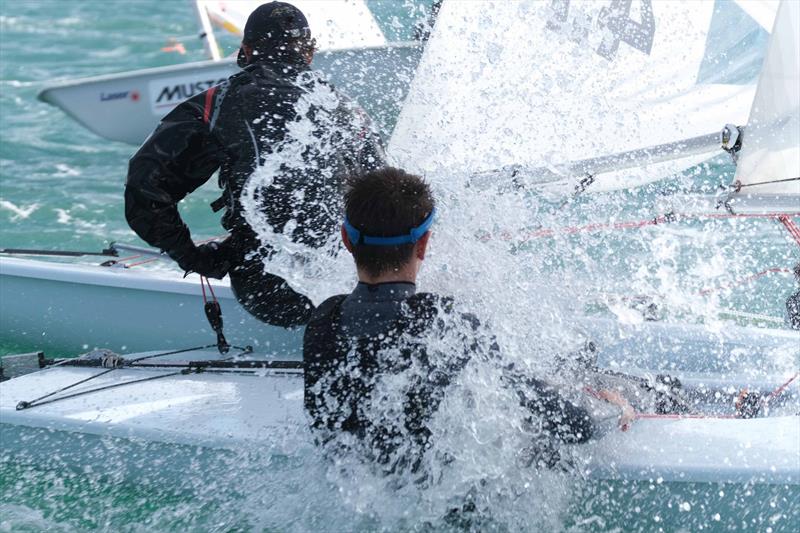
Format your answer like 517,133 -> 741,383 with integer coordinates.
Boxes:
125,94 -> 225,273
593,388 -> 636,431
521,377 -> 596,443
456,312 -> 596,443
786,288 -> 800,330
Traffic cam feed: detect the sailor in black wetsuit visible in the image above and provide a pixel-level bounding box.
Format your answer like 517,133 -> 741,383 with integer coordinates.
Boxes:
125,2 -> 385,328
303,167 -> 633,477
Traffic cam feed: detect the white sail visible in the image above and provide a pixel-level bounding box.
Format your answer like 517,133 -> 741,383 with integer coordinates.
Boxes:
199,0 -> 387,51
389,0 -> 773,193
732,0 -> 800,198
734,0 -> 779,31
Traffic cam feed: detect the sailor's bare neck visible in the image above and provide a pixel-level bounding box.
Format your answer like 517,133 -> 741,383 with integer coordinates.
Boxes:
357,263 -> 418,285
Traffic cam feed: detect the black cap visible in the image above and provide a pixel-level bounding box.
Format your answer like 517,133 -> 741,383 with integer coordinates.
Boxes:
242,2 -> 311,45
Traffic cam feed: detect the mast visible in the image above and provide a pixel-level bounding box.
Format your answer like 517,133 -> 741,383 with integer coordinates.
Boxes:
194,0 -> 222,61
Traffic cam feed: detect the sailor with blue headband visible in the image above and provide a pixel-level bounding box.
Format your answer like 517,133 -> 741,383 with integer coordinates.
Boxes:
303,167 -> 619,492
343,208 -> 436,247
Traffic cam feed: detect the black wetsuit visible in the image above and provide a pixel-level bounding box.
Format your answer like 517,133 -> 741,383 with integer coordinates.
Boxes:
303,282 -> 595,474
125,51 -> 385,328
787,289 -> 800,330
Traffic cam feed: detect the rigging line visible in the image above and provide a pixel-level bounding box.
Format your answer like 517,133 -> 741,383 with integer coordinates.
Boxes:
114,254 -> 142,262
17,367 -> 118,409
0,248 -> 117,257
514,211 -> 800,243
696,267 -> 792,296
605,264 -> 789,300
584,384 -> 695,421
765,372 -> 800,404
585,386 -> 743,422
45,350 -> 103,369
778,215 -> 800,247
123,257 -> 159,268
718,309 -> 784,323
17,344 -> 217,409
205,276 -> 218,300
634,413 -> 738,420
200,276 -> 219,303
219,343 -> 255,361
201,275 -> 230,354
135,359 -> 303,370
119,236 -> 224,268
127,344 -> 218,364
735,176 -> 800,190
16,370 -> 188,411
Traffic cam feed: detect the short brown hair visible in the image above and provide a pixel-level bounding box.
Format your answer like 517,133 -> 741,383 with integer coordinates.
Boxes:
344,168 -> 435,278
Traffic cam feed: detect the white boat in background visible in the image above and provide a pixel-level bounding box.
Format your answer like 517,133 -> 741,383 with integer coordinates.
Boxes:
37,0 -> 424,144
0,255 -> 302,355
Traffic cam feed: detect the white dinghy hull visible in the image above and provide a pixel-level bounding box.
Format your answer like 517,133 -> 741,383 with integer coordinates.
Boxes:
38,44 -> 423,145
0,257 -> 302,354
2,318 -> 798,486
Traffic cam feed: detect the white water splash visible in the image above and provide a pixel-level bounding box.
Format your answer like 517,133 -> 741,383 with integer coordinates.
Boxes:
54,208 -> 71,224
0,199 -> 39,221
0,504 -> 69,532
240,71 -> 373,305
53,163 -> 81,177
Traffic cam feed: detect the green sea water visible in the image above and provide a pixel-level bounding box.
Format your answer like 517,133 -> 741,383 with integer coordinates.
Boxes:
1,1 -> 799,531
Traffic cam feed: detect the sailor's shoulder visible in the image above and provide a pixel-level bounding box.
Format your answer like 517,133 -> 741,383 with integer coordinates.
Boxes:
222,69 -> 264,94
406,292 -> 452,310
298,67 -> 333,88
303,294 -> 348,359
226,68 -> 249,83
157,86 -> 209,120
400,293 -> 455,326
309,294 -> 348,322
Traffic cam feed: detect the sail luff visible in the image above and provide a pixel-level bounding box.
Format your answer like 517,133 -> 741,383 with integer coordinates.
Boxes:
731,0 -> 800,198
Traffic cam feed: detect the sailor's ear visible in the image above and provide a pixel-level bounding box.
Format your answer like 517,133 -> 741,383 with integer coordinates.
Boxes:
237,43 -> 253,67
341,225 -> 354,253
416,231 -> 431,261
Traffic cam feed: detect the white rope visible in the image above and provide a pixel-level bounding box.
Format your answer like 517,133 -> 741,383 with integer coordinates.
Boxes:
718,309 -> 784,323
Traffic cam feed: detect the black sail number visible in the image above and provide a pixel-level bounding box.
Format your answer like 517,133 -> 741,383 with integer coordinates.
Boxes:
547,0 -> 656,61
597,0 -> 655,60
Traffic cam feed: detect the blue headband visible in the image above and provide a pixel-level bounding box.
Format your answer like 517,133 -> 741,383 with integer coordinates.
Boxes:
344,209 -> 436,246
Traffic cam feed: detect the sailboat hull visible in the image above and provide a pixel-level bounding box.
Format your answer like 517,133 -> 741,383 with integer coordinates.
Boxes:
38,44 -> 423,145
1,341 -> 797,485
0,257 -> 302,354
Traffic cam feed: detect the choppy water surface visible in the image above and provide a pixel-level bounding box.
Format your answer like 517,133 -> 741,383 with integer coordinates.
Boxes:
1,0 -> 799,531
3,425 -> 798,532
